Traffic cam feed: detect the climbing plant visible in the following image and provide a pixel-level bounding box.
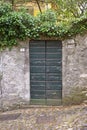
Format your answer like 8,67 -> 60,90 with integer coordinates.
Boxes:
0,2 -> 87,50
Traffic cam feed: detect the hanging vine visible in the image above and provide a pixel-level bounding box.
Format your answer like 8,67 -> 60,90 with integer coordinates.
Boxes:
0,2 -> 87,50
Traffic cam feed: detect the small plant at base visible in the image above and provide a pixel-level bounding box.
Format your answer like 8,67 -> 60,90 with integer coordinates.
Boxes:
63,87 -> 87,106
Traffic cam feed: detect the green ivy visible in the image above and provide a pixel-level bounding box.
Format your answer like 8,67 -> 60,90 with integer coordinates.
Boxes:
0,2 -> 87,50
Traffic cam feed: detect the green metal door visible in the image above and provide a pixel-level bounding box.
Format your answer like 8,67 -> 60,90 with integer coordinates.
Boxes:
30,40 -> 62,105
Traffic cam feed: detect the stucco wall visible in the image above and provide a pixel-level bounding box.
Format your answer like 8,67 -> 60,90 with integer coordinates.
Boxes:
63,34 -> 87,97
0,34 -> 87,109
0,41 -> 30,110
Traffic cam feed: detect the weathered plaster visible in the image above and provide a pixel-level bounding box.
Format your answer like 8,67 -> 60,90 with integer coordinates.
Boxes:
0,40 -> 30,109
0,54 -> 3,109
63,34 -> 87,97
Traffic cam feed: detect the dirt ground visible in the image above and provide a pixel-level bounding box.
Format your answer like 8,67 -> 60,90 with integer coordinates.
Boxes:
0,104 -> 87,130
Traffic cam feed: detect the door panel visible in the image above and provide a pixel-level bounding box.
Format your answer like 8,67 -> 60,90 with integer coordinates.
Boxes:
30,40 -> 45,47
31,90 -> 45,99
31,73 -> 45,81
46,48 -> 62,53
46,73 -> 62,81
30,60 -> 45,66
46,41 -> 62,47
46,81 -> 62,91
30,47 -> 45,53
46,85 -> 62,90
46,53 -> 62,59
31,81 -> 45,90
46,90 -> 62,99
30,66 -> 45,73
46,60 -> 62,66
30,53 -> 45,59
46,66 -> 62,73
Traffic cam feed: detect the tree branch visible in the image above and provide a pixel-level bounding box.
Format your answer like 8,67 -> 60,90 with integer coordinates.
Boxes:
35,0 -> 42,13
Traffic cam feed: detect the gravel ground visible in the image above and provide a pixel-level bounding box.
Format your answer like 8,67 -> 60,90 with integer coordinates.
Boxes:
0,104 -> 87,130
